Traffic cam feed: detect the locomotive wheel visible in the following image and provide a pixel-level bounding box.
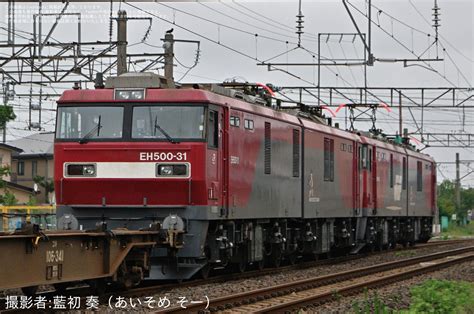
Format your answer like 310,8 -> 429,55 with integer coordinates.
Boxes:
21,286 -> 38,296
288,253 -> 297,265
375,239 -> 384,251
271,245 -> 282,268
236,258 -> 247,273
235,246 -> 248,273
402,241 -> 412,248
199,249 -> 212,279
313,252 -> 320,261
199,263 -> 211,279
257,259 -> 265,271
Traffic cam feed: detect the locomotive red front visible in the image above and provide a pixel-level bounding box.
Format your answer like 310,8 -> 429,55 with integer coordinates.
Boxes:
55,73 -> 435,280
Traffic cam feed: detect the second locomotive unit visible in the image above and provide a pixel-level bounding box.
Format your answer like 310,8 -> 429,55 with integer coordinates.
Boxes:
55,72 -> 435,281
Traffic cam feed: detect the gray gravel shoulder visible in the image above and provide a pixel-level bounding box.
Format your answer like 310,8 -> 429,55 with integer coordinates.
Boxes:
149,242 -> 474,308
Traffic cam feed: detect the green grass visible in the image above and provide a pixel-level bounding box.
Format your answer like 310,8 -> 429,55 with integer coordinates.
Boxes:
441,222 -> 474,238
350,280 -> 474,314
403,280 -> 474,314
352,290 -> 392,314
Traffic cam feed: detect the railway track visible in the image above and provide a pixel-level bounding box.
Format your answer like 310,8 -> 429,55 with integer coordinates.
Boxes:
120,238 -> 474,298
161,245 -> 474,313
0,239 -> 471,313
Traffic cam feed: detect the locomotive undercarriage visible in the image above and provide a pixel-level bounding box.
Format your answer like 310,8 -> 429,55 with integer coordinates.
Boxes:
201,216 -> 433,278
55,206 -> 432,281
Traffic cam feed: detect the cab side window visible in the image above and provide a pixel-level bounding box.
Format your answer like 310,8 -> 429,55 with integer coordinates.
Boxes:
208,110 -> 218,148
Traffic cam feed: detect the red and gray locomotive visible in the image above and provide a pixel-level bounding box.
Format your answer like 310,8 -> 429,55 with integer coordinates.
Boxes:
54,73 -> 435,281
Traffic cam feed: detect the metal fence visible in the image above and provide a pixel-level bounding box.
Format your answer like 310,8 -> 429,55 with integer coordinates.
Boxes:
0,206 -> 56,232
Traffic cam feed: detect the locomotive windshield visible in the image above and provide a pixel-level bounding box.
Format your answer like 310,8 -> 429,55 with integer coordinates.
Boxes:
132,106 -> 205,140
56,106 -> 124,140
56,104 -> 206,141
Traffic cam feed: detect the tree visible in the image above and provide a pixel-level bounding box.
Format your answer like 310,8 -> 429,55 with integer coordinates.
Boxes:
33,175 -> 55,204
437,180 -> 473,223
0,165 -> 18,205
0,105 -> 16,128
461,187 -> 474,214
437,180 -> 456,217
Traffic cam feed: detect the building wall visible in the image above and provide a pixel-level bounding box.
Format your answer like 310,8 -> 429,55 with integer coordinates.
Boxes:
0,147 -> 13,181
11,157 -> 54,204
4,187 -> 33,204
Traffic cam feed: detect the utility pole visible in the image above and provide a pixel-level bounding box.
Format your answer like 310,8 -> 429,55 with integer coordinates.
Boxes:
117,10 -> 127,76
164,32 -> 175,87
2,83 -> 7,144
1,81 -> 13,144
455,153 -> 461,216
398,90 -> 402,136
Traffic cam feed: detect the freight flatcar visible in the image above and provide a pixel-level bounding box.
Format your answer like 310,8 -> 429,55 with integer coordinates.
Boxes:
53,72 -> 435,282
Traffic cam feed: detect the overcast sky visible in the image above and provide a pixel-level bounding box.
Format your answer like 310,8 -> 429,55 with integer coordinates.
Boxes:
0,0 -> 473,185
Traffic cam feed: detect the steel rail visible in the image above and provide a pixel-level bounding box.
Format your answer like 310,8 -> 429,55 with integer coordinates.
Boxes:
161,245 -> 474,313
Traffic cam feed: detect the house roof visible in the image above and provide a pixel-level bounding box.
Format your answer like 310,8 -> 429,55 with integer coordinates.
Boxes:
8,132 -> 54,158
5,181 -> 34,193
0,143 -> 22,153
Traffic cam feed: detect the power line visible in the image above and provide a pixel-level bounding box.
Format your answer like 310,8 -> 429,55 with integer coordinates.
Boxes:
364,1 -> 472,88
407,0 -> 474,63
124,1 -> 319,87
156,2 -> 300,46
230,0 -> 318,40
346,1 -> 470,91
198,1 -> 316,43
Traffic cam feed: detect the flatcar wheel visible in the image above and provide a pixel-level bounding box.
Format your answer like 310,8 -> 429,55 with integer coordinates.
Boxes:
21,286 -> 38,296
53,283 -> 69,294
88,279 -> 107,295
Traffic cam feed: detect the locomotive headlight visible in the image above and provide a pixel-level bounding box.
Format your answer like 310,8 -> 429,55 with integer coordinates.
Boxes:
115,89 -> 145,100
159,165 -> 174,176
131,90 -> 144,99
66,164 -> 96,177
116,90 -> 131,100
157,164 -> 189,177
83,165 -> 96,176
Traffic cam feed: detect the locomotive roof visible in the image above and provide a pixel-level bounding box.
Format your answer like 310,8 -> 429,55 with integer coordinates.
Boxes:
58,87 -> 434,162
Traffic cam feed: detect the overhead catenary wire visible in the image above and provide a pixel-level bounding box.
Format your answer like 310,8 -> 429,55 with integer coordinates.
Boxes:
360,1 -> 472,89
345,1 -> 470,92
124,1 -> 319,87
229,0 -> 318,40
155,2 -> 301,46
407,0 -> 474,64
197,1 -> 317,43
